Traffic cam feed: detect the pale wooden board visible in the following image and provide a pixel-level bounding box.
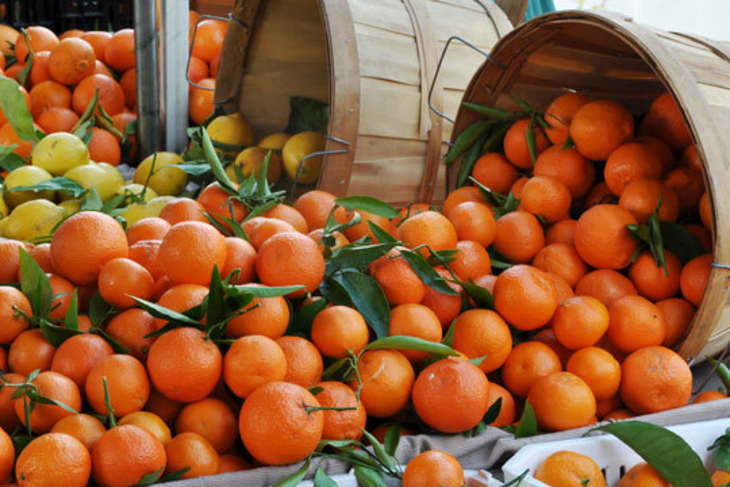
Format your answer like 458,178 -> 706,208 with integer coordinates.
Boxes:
348,157 -> 448,204
354,24 -> 421,87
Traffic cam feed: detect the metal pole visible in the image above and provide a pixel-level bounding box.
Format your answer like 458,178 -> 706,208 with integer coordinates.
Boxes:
160,0 -> 189,154
134,0 -> 161,158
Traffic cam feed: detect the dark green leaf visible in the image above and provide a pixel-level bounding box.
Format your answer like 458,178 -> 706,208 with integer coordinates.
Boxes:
457,131 -> 489,188
92,326 -> 130,354
461,102 -> 514,119
0,75 -> 38,142
482,397 -> 502,425
135,467 -> 164,485
383,425 -> 400,457
206,266 -> 226,328
288,297 -> 328,337
514,401 -> 538,438
8,177 -> 88,198
330,270 -> 390,339
39,318 -> 83,346
561,136 -> 575,149
461,280 -> 494,309
0,145 -> 23,172
399,249 -> 458,295
442,321 -> 456,347
308,386 -> 324,396
158,468 -> 191,483
509,95 -> 535,113
30,393 -> 78,414
661,222 -> 705,264
81,187 -> 103,211
335,196 -> 398,219
326,242 -> 397,275
595,421 -> 712,487
313,467 -> 338,487
353,465 -> 388,487
482,123 -> 510,154
273,458 -> 311,487
444,120 -> 493,165
321,357 -> 350,381
131,296 -> 202,326
88,293 -> 113,327
427,249 -> 459,267
526,116 -> 537,166
64,289 -> 79,330
19,247 -> 53,317
367,221 -> 398,244
285,96 -> 329,134
708,424 -> 730,471
365,335 -> 459,356
228,284 -> 305,299
200,126 -> 237,193
360,429 -> 396,471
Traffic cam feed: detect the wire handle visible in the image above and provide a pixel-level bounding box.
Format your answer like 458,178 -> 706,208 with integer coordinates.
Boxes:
289,135 -> 351,200
186,13 -> 231,91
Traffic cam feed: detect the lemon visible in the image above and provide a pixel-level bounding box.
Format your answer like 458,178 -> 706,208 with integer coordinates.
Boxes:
133,152 -> 187,196
282,131 -> 326,184
0,189 -> 6,218
258,132 -> 291,151
31,132 -> 90,176
0,217 -> 8,237
3,199 -> 66,242
117,183 -> 159,203
207,113 -> 255,158
120,195 -> 175,226
58,199 -> 82,216
64,163 -> 124,202
227,147 -> 282,184
3,166 -> 55,208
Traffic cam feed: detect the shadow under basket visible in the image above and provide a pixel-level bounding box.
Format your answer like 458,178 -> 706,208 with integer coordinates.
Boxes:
449,10 -> 730,363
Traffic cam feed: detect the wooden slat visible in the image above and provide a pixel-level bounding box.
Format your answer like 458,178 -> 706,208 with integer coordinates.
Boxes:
348,159 -> 447,204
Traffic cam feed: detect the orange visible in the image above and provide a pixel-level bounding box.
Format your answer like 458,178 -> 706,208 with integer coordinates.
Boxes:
119,69 -> 136,109
596,394 -> 623,419
81,31 -> 112,60
486,383 -> 516,427
620,346 -> 691,414
308,229 -> 350,253
223,335 -> 286,399
0,25 -> 18,57
629,250 -> 681,301
700,191 -> 712,230
566,347 -> 621,400
222,237 -> 256,283
493,211 -> 545,263
402,450 -> 464,487
25,243 -> 56,275
534,146 -> 596,199
544,92 -> 592,145
501,341 -> 562,398
127,217 -> 171,245
217,454 -> 251,473
14,371 -> 81,433
175,398 -> 237,453
639,92 -> 691,152
5,63 -> 26,82
575,269 -> 637,308
0,240 -> 22,284
494,265 -> 558,331
15,433 -> 90,487
248,218 -> 297,251
533,328 -> 573,366
15,26 -> 59,63
532,243 -> 588,288
656,298 -> 695,348
471,153 -> 519,194
574,204 -> 638,270
604,143 -> 664,196
92,424 -> 167,487
47,274 -> 74,321
679,253 -> 712,306
619,179 -> 679,223
147,327 -> 222,403
159,221 -> 226,285
276,336 -> 323,387
442,186 -> 487,216
117,411 -> 171,445
48,37 -> 96,85
472,273 -> 497,294
503,118 -> 550,169
188,56 -> 209,85
85,354 -> 149,417
570,100 -> 635,161
88,127 -> 121,165
36,107 -> 79,133
712,471 -> 730,487
552,296 -> 609,350
238,381 -> 324,465
608,295 -> 666,353
98,257 -> 154,308
446,201 -> 496,247
412,357 -> 489,433
165,432 -> 219,479
370,247 -> 425,305
72,74 -> 125,116
694,390 -> 728,404
316,381 -> 367,441
510,176 -> 529,198
104,29 -> 135,72
29,80 -> 72,118
534,451 -> 606,487
617,462 -> 671,487
8,330 -> 56,375
635,135 -> 675,173
0,286 -> 30,344
51,413 -> 107,452
527,371 -> 597,431
311,305 -> 369,359
105,309 -> 156,360
336,208 -> 397,243
451,240 -> 491,281
51,334 -> 114,389
209,50 -> 221,77
192,20 -> 224,62
664,167 -> 704,215
145,388 -> 183,426
520,176 -> 572,223
681,143 -> 702,171
353,350 -> 414,418
153,283 -> 209,330
197,182 -> 247,230
227,291 -> 289,339
51,211 -> 128,286
0,373 -> 24,432
388,303 -> 443,362
158,198 -> 207,226
93,59 -> 112,76
398,210 -> 458,255
451,309 -> 512,373
255,232 -> 326,297
263,204 -> 309,233
293,190 -> 337,231
420,266 -> 463,327
189,78 -> 216,126
584,181 -> 618,208
29,49 -> 51,86
60,29 -> 84,39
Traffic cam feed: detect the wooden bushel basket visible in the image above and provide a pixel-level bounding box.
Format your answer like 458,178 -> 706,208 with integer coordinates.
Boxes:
213,0 -> 527,205
448,10 -> 730,363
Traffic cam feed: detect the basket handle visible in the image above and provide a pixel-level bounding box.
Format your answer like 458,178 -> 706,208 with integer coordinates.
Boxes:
186,13 -> 230,91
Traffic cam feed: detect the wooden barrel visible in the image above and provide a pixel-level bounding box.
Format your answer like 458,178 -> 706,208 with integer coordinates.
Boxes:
449,10 -> 730,363
214,0 -> 526,205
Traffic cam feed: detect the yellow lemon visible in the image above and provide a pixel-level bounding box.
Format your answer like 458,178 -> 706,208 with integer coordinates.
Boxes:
0,189 -> 7,218
258,132 -> 291,151
117,183 -> 159,203
31,132 -> 90,176
64,163 -> 124,201
226,147 -> 282,184
120,195 -> 176,226
58,199 -> 82,216
282,131 -> 326,184
3,166 -> 55,208
207,113 -> 255,158
3,199 -> 65,242
133,152 -> 187,196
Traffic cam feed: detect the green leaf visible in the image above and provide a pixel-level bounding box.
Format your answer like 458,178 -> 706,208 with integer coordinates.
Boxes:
273,458 -> 311,487
461,280 -> 494,309
288,297 -> 328,336
0,75 -> 38,142
562,136 -> 575,149
81,187 -> 103,211
481,123 -> 510,154
101,193 -> 125,214
0,145 -> 23,172
308,386 -> 324,396
469,356 -> 486,366
367,221 -> 398,244
63,289 -> 79,330
200,126 -> 237,193
360,429 -> 396,471
30,393 -> 78,414
335,196 -> 398,219
461,102 -> 514,119
399,249 -> 458,295
482,397 -> 502,426
444,120 -> 493,165
326,242 -> 397,275
88,293 -> 113,327
92,327 -> 130,354
19,247 -> 53,318
285,96 -> 329,134
321,357 -> 350,381
514,401 -> 538,438
206,266 -> 226,329
8,177 -> 88,198
427,249 -> 459,267
131,296 -> 202,326
660,222 -> 705,264
442,321 -> 456,347
457,131 -> 489,188
173,163 -> 211,176
228,284 -> 305,299
708,425 -> 730,471
39,318 -> 83,346
353,465 -> 388,487
157,468 -> 191,483
509,95 -> 535,113
330,270 -> 390,339
365,335 -> 459,356
313,467 -> 338,487
594,421 -> 712,487
135,467 -> 164,485
526,116 -> 537,166
383,425 -> 400,457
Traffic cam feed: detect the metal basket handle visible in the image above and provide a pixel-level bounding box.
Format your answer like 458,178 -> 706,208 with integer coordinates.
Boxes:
186,13 -> 231,91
